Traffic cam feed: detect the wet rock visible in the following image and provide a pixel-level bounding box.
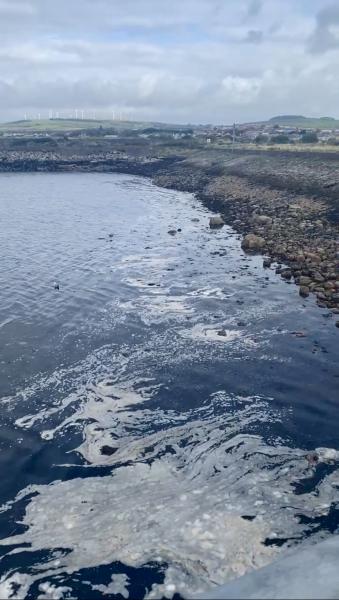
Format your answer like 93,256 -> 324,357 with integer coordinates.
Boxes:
191,218 -> 200,222
217,329 -> 227,336
263,259 -> 271,268
209,215 -> 225,228
281,269 -> 292,280
241,234 -> 265,251
168,229 -> 177,236
299,286 -> 310,298
336,321 -> 339,328
53,282 -> 60,290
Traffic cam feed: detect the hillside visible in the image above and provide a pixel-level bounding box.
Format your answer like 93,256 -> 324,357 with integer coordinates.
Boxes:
268,115 -> 339,129
0,118 -> 191,134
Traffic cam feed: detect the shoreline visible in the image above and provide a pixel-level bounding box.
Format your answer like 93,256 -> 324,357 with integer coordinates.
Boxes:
1,149 -> 338,325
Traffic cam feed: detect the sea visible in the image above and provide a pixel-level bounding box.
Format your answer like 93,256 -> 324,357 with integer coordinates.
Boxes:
0,172 -> 338,599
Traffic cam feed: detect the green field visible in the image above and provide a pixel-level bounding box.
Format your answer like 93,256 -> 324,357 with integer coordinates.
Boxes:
0,118 -> 153,132
0,118 -> 193,134
267,115 -> 339,129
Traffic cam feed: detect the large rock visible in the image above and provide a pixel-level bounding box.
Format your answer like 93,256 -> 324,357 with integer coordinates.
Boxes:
209,215 -> 225,228
299,276 -> 312,286
252,214 -> 272,226
241,234 -> 266,252
299,286 -> 310,298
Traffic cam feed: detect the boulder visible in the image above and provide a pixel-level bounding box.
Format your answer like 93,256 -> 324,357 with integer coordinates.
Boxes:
299,286 -> 310,298
241,234 -> 266,251
209,215 -> 225,228
313,272 -> 325,283
253,214 -> 272,226
299,276 -> 312,286
281,269 -> 292,280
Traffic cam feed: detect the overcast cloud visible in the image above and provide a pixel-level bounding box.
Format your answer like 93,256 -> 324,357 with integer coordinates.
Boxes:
0,0 -> 337,124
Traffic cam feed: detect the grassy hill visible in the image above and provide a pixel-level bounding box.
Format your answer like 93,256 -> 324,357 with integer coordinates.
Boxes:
0,118 -> 192,134
268,115 -> 339,129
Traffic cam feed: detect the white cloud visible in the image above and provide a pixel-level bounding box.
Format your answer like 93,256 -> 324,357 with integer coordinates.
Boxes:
0,0 -> 338,123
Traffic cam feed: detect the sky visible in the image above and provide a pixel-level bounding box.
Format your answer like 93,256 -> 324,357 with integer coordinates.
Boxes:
0,0 -> 339,124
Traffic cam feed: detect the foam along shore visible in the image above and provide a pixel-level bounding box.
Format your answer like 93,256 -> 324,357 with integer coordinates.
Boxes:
198,535 -> 339,599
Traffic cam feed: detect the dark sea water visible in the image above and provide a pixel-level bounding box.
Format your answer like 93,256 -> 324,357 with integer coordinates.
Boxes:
0,172 -> 338,599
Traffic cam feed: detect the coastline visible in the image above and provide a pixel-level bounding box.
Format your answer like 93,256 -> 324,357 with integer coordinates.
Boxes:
1,147 -> 338,324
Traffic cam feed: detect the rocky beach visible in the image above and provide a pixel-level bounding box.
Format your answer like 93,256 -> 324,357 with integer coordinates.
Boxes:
1,139 -> 338,325
0,141 -> 339,327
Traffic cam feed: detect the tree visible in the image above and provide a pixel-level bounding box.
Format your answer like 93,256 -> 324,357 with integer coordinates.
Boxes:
301,132 -> 318,144
255,134 -> 269,144
270,134 -> 289,144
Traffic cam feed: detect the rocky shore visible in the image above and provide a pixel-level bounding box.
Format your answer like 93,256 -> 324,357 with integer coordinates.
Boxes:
1,145 -> 338,325
152,154 -> 339,324
199,174 -> 339,317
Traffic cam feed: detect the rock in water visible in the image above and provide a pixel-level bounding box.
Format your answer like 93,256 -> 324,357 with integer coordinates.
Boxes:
241,234 -> 266,251
209,216 -> 225,228
299,286 -> 310,298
